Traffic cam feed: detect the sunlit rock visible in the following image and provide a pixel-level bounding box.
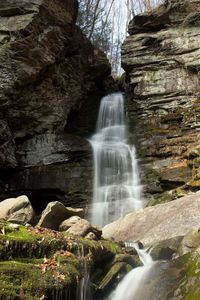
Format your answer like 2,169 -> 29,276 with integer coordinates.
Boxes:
103,192 -> 200,246
37,201 -> 84,230
0,195 -> 34,224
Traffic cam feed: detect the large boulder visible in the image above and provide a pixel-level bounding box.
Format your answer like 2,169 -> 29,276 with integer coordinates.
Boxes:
0,195 -> 34,224
37,201 -> 84,230
103,192 -> 200,246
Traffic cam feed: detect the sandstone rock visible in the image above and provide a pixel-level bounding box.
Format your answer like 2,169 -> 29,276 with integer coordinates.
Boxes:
0,0 -> 110,209
122,0 -> 200,202
66,219 -> 92,237
59,216 -> 81,231
66,218 -> 102,238
16,133 -> 91,167
103,192 -> 200,246
37,201 -> 84,230
178,229 -> 200,256
0,120 -> 17,169
7,159 -> 93,211
150,236 -> 183,260
0,195 -> 34,224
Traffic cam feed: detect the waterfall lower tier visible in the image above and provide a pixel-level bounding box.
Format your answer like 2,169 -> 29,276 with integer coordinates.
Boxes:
89,93 -> 143,227
76,244 -> 91,300
109,244 -> 154,300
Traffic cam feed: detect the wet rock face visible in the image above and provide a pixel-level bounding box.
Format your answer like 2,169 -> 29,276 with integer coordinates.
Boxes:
0,0 -> 110,209
122,0 -> 200,203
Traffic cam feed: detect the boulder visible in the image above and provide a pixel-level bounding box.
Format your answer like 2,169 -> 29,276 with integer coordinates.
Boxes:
59,216 -> 81,231
37,201 -> 84,230
66,218 -> 102,238
66,219 -> 91,236
150,236 -> 183,260
103,192 -> 200,246
0,195 -> 34,224
178,229 -> 200,256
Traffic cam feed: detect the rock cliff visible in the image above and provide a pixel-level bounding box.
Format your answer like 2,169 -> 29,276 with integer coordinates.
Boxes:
0,0 -> 111,210
122,0 -> 200,204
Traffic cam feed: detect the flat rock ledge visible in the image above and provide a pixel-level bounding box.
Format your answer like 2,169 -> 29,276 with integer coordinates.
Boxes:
103,192 -> 200,246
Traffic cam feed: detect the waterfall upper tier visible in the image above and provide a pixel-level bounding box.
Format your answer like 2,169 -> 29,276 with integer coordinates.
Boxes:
89,93 -> 143,227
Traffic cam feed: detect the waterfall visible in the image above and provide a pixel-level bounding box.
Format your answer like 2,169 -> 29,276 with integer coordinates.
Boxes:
76,244 -> 91,300
89,93 -> 143,227
109,244 -> 154,300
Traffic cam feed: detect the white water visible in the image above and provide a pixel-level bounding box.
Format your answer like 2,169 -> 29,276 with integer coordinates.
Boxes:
76,244 -> 91,300
109,244 -> 154,300
89,93 -> 143,227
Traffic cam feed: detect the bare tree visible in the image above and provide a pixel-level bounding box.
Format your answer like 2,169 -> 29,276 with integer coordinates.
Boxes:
77,0 -> 163,75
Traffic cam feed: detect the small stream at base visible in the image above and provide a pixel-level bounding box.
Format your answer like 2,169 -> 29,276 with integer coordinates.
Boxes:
109,244 -> 154,300
76,244 -> 91,300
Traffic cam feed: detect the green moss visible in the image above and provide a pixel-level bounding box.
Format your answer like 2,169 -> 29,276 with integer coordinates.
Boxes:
0,223 -> 130,299
194,106 -> 200,112
0,258 -> 79,299
173,187 -> 188,198
1,224 -> 42,242
100,240 -> 122,254
98,262 -> 129,290
179,251 -> 200,300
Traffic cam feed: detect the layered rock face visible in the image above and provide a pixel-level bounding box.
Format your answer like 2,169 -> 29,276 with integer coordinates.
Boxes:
0,0 -> 110,209
122,0 -> 200,203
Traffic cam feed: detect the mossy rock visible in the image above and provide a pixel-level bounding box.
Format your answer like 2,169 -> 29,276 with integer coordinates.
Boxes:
0,258 -> 79,299
0,223 -> 127,299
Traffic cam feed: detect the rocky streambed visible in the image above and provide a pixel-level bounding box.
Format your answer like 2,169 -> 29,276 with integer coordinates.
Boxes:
0,195 -> 140,300
1,192 -> 200,299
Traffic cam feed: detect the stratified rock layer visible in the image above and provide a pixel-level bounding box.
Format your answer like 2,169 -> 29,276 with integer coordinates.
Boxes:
0,0 -> 110,209
122,0 -> 200,203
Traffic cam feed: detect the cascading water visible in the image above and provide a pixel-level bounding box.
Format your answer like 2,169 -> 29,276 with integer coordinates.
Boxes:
89,93 -> 143,227
76,244 -> 91,300
109,244 -> 154,300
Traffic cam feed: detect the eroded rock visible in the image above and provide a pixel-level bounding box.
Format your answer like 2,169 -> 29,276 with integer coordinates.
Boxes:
0,0 -> 110,210
178,228 -> 200,256
37,201 -> 84,230
0,195 -> 34,224
122,0 -> 200,203
59,216 -> 81,231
